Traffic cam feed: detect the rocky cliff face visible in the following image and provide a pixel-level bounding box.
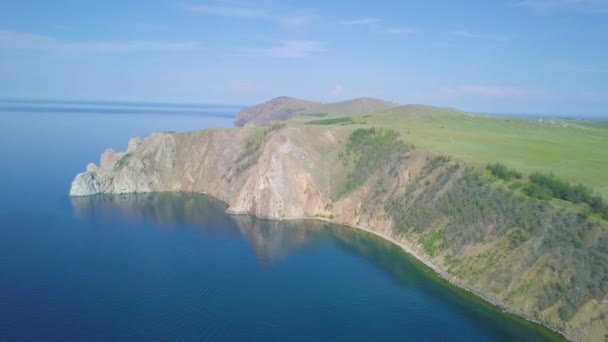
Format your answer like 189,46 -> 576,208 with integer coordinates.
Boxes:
71,127 -> 336,219
71,125 -> 608,341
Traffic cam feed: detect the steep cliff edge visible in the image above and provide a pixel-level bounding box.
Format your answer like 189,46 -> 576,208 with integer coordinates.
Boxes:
71,124 -> 608,341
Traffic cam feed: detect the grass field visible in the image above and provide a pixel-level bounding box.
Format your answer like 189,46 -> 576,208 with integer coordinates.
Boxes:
292,107 -> 608,197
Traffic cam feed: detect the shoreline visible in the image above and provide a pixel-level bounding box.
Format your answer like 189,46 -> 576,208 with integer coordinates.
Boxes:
80,191 -> 568,340
319,219 -> 568,340
228,211 -> 569,341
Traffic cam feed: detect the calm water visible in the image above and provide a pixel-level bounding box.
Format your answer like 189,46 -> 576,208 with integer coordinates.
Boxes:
0,102 -> 563,341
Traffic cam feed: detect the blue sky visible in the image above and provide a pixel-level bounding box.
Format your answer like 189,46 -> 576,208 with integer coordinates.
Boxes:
1,0 -> 607,115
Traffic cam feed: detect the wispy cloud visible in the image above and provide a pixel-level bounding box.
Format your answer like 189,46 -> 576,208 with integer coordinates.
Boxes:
238,40 -> 326,59
338,17 -> 380,25
182,4 -> 269,18
513,0 -> 608,14
379,26 -> 415,34
278,12 -> 319,29
339,18 -> 415,35
450,30 -> 512,42
182,1 -> 318,29
0,29 -> 200,54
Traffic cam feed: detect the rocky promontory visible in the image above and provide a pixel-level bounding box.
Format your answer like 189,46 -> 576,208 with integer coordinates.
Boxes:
70,100 -> 608,342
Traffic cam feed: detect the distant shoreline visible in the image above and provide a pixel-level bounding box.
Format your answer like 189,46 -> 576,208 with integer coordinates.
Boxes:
1,98 -> 606,121
475,111 -> 608,121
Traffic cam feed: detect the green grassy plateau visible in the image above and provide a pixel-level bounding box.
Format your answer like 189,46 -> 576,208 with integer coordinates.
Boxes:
292,106 -> 608,197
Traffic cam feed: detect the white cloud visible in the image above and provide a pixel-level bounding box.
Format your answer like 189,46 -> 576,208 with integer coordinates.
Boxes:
239,40 -> 326,59
380,26 -> 415,34
513,0 -> 608,14
182,4 -> 269,18
0,29 -> 201,54
278,13 -> 318,29
339,18 -> 415,35
182,2 -> 318,29
330,84 -> 345,97
450,30 -> 512,42
338,18 -> 380,25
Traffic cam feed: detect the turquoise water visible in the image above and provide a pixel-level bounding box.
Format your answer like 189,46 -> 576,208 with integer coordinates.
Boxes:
0,103 -> 563,341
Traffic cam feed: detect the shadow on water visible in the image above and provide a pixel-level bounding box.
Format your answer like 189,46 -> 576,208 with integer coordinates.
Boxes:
71,192 -> 565,341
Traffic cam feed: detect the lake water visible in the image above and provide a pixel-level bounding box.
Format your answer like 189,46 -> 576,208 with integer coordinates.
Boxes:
0,101 -> 563,341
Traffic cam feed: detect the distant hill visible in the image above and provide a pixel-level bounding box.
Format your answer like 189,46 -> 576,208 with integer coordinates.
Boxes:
234,96 -> 398,126
380,104 -> 468,117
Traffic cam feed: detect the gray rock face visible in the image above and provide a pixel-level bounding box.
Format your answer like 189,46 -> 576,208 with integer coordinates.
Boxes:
127,136 -> 142,153
70,171 -> 104,196
69,133 -> 178,196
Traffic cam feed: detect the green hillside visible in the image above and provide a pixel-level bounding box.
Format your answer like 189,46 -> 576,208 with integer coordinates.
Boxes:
293,107 -> 608,197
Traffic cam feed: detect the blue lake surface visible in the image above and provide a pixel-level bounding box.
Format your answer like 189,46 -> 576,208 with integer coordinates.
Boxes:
0,102 -> 563,341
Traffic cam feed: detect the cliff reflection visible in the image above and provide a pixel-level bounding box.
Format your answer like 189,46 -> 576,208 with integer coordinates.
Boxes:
71,193 -> 427,279
70,193 -> 562,340
71,193 -> 325,264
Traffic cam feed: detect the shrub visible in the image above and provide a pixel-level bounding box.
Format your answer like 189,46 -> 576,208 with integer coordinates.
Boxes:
486,162 -> 522,181
526,172 -> 608,219
305,117 -> 353,125
263,123 -> 286,134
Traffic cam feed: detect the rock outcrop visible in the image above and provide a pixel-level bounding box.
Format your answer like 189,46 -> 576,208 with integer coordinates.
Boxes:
70,127 -> 341,220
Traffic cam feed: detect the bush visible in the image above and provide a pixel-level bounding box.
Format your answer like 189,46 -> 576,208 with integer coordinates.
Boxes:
263,123 -> 286,134
527,172 -> 608,219
486,162 -> 522,181
523,183 -> 552,200
305,117 -> 353,125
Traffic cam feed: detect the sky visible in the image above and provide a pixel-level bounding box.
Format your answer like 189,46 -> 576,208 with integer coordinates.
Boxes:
0,0 -> 607,115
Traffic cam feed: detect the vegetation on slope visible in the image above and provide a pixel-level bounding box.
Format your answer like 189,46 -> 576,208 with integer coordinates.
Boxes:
363,110 -> 608,197
301,112 -> 328,117
338,128 -> 412,194
485,162 -> 608,220
382,157 -> 608,326
305,117 -> 353,125
234,123 -> 287,174
328,124 -> 608,339
486,162 -> 522,181
525,172 -> 608,219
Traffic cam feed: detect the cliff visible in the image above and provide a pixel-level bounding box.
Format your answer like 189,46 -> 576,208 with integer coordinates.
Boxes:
70,118 -> 608,341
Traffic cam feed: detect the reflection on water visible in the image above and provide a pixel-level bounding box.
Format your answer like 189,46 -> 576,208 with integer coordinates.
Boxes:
71,193 -> 325,264
70,192 -> 563,341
